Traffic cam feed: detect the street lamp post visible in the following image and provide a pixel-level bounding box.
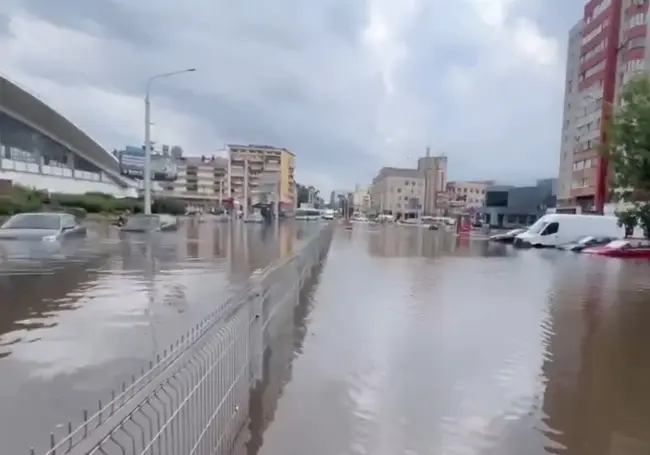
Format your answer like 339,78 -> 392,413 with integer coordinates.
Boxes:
144,68 -> 196,214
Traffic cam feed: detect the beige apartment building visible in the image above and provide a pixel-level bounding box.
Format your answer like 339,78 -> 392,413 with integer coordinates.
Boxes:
371,150 -> 448,216
371,167 -> 424,216
164,155 -> 228,203
227,144 -> 295,211
446,180 -> 494,211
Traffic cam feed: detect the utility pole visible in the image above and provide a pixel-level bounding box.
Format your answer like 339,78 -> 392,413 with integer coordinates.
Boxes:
219,176 -> 224,211
275,179 -> 280,230
243,158 -> 249,219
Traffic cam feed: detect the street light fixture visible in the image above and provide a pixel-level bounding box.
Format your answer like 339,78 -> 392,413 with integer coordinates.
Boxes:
144,68 -> 196,214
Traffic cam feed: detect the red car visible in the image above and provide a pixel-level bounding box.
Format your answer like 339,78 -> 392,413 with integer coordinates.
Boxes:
582,239 -> 650,258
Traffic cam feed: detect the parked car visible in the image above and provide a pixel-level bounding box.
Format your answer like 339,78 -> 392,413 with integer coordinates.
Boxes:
489,228 -> 526,244
582,239 -> 650,258
0,212 -> 87,261
0,212 -> 86,241
120,214 -> 178,232
557,235 -> 615,252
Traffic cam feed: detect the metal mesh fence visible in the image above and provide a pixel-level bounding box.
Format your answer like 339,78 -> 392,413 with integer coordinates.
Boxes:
31,223 -> 333,455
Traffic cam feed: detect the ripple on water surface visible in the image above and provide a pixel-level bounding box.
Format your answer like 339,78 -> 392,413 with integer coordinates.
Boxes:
244,227 -> 650,455
0,220 -> 307,454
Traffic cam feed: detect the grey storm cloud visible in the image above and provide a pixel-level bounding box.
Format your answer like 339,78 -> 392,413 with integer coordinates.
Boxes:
0,0 -> 585,191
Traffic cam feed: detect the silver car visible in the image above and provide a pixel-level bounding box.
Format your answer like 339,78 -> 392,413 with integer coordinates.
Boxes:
0,212 -> 87,260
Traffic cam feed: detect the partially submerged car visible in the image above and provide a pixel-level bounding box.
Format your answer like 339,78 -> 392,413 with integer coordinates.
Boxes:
557,235 -> 616,252
489,228 -> 526,244
582,239 -> 650,258
120,214 -> 179,232
0,212 -> 87,260
0,212 -> 86,241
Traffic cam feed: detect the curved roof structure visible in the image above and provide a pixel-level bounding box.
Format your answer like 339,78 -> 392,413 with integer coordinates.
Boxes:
0,75 -> 121,176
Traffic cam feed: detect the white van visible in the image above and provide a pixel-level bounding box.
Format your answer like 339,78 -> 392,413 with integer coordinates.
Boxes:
515,214 -> 623,247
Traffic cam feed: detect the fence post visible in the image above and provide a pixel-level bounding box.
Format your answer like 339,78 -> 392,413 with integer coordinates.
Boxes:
249,270 -> 265,385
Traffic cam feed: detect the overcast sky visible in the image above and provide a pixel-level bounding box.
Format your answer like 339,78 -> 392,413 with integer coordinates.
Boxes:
0,0 -> 583,193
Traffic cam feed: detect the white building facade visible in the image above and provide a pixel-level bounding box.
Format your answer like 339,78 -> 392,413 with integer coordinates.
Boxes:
352,184 -> 371,212
0,75 -> 137,197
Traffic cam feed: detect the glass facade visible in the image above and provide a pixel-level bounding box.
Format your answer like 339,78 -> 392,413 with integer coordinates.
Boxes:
0,111 -> 103,181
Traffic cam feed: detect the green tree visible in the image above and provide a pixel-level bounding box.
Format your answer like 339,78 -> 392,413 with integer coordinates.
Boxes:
296,183 -> 319,206
605,74 -> 650,238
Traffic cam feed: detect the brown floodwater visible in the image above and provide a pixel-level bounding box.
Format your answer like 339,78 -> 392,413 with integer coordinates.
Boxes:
236,225 -> 650,455
0,218 -> 320,454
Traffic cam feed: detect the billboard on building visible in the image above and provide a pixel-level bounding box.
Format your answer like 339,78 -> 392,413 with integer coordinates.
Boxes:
118,146 -> 178,181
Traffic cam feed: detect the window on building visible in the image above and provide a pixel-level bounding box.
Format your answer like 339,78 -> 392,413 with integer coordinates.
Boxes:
39,135 -> 68,167
627,58 -> 645,73
581,23 -> 605,46
0,112 -> 39,162
585,60 -> 606,79
629,12 -> 646,28
627,36 -> 646,50
571,178 -> 589,188
74,155 -> 100,173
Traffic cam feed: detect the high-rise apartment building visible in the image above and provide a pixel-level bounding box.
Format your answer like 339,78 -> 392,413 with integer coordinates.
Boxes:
560,0 -> 648,212
227,144 -> 295,211
558,20 -> 584,206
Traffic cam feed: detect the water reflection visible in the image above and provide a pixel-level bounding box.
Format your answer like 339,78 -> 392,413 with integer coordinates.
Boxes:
244,227 -> 650,455
541,257 -> 650,454
0,219 -> 312,455
241,257 -> 323,454
366,225 -> 511,258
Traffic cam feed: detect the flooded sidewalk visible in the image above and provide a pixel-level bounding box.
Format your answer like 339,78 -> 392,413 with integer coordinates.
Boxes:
247,226 -> 650,455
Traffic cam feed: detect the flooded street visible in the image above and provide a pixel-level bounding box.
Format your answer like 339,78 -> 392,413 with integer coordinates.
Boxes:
241,225 -> 650,455
6,222 -> 650,454
0,218 -> 318,454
